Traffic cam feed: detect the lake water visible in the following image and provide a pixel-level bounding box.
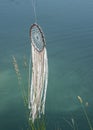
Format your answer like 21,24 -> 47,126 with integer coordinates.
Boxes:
0,0 -> 93,130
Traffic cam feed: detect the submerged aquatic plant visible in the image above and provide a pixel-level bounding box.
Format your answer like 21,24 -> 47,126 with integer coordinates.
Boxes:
28,116 -> 46,130
77,96 -> 93,130
63,117 -> 78,130
12,55 -> 28,106
12,56 -> 22,85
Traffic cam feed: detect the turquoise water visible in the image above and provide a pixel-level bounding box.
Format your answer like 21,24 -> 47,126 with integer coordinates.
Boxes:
0,0 -> 93,129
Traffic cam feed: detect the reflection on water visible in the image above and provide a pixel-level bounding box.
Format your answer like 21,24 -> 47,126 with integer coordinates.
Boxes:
0,0 -> 93,129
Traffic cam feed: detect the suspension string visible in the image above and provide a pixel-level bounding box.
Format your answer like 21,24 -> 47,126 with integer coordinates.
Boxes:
32,0 -> 37,23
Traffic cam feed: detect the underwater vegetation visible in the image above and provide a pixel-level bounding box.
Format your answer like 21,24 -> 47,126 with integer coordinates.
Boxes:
12,56 -> 93,130
77,96 -> 93,130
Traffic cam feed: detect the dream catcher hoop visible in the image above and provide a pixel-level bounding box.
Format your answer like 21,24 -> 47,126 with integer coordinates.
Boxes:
28,23 -> 48,122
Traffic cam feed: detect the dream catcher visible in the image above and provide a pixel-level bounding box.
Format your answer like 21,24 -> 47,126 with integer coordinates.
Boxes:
28,20 -> 48,122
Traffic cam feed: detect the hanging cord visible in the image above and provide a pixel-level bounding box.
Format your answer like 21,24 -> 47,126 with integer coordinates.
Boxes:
32,0 -> 37,23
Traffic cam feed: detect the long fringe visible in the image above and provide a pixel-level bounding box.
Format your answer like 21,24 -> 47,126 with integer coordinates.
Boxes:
29,44 -> 48,122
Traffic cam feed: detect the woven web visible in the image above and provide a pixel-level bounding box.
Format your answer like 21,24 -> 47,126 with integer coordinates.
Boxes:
31,24 -> 45,52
